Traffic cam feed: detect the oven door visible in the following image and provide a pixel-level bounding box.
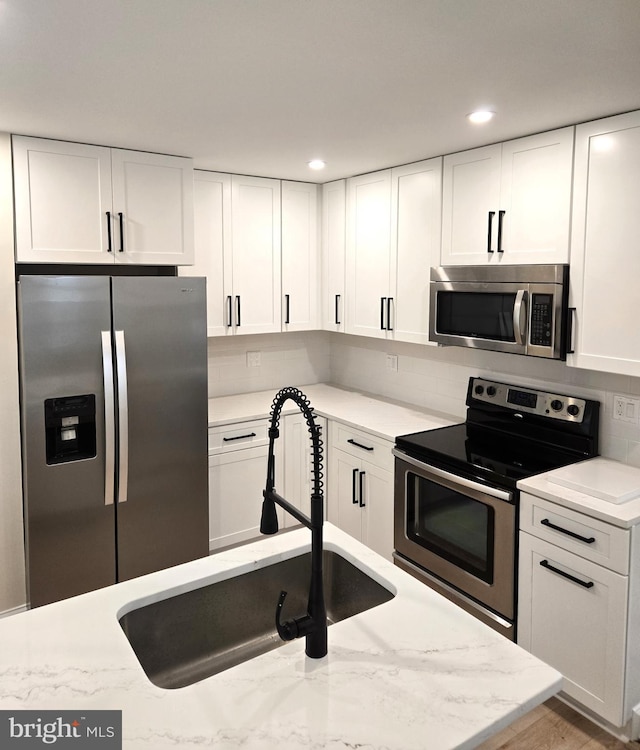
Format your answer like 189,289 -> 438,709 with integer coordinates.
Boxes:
393,450 -> 516,623
429,280 -> 529,355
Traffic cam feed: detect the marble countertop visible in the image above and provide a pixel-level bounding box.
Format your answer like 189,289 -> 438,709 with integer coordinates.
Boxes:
208,383 -> 458,440
518,458 -> 640,528
0,525 -> 561,750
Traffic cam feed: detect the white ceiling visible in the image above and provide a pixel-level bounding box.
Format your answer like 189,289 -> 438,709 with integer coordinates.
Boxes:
1,0 -> 639,183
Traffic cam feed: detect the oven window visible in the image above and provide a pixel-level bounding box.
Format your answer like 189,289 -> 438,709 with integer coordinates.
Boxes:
406,472 -> 495,583
436,291 -> 516,342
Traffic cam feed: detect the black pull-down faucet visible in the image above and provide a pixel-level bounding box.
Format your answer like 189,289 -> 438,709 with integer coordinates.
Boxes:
259,386 -> 327,659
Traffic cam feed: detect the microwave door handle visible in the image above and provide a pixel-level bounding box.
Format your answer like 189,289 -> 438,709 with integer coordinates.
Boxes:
513,290 -> 528,346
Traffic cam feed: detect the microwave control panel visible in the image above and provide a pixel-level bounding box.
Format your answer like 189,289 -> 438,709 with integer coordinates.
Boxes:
529,294 -> 554,346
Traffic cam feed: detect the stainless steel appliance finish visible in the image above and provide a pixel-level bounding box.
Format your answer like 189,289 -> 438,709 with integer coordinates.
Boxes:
394,377 -> 600,640
119,550 -> 394,689
429,264 -> 570,359
18,275 -> 209,608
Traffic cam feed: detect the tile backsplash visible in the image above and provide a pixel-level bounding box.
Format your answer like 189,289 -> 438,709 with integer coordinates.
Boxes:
207,331 -> 331,396
208,330 -> 640,468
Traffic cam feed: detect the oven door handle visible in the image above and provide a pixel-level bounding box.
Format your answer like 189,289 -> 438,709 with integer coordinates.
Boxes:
513,289 -> 528,346
392,448 -> 513,503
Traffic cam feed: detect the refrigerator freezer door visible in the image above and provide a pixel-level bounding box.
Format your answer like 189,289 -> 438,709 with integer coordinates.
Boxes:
18,276 -> 117,607
111,277 -> 209,581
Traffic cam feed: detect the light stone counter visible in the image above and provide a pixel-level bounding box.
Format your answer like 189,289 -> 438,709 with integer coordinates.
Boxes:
518,459 -> 640,529
0,525 -> 561,749
208,383 -> 458,440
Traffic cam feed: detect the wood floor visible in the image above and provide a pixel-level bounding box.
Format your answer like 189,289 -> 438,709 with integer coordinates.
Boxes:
476,697 -> 640,750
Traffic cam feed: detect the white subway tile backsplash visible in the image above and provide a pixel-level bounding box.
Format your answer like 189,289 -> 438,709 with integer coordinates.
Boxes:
327,333 -> 640,462
207,329 -> 640,463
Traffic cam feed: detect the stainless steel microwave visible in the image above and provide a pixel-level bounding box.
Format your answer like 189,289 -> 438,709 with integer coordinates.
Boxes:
429,265 -> 570,359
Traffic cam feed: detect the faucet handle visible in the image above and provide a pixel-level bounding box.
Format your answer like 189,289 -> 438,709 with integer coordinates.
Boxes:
275,590 -> 297,640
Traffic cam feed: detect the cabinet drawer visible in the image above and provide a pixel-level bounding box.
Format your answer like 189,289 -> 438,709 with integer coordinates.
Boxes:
330,422 -> 394,473
520,493 -> 630,575
208,419 -> 269,455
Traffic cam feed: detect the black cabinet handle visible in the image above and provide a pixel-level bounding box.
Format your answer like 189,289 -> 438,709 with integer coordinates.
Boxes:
236,295 -> 241,327
359,470 -> 366,507
223,432 -> 257,442
487,211 -> 495,253
386,297 -> 393,331
352,468 -> 359,504
335,294 -> 341,325
566,307 -> 576,355
284,294 -> 290,324
118,212 -> 124,252
497,210 -> 506,253
540,518 -> 595,544
380,297 -> 387,330
347,438 -> 374,452
227,296 -> 233,327
539,559 -> 594,589
106,211 -> 113,252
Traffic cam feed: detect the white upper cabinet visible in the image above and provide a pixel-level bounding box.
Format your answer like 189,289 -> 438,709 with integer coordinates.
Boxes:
229,175 -> 281,335
321,180 -> 346,332
13,136 -> 194,265
568,111 -> 640,376
110,149 -> 194,265
391,158 -> 442,345
13,137 -> 113,264
441,128 -> 574,265
180,171 -> 231,337
345,159 -> 442,343
281,181 -> 319,332
345,170 -> 393,339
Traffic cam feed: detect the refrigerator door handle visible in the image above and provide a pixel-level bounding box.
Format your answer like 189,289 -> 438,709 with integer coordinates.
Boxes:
115,330 -> 129,504
101,331 -> 116,506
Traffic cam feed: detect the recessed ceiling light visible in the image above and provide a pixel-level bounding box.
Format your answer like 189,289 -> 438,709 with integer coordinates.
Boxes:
308,159 -> 326,170
467,110 -> 495,124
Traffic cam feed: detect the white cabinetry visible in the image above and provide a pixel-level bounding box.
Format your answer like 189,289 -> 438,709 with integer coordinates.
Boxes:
345,159 -> 442,344
183,171 -> 231,337
321,180 -> 346,331
186,171 -> 282,336
281,181 -> 319,331
327,422 -> 394,561
208,419 -> 283,551
282,413 -> 327,527
13,136 -> 194,265
230,175 -> 282,335
568,111 -> 640,376
345,170 -> 392,339
441,128 -> 573,265
518,492 -> 640,728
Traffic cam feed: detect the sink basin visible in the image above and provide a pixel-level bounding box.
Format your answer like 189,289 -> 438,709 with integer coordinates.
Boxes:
119,549 -> 394,689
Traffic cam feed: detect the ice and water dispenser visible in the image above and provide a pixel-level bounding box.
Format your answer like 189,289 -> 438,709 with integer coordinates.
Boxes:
44,394 -> 97,464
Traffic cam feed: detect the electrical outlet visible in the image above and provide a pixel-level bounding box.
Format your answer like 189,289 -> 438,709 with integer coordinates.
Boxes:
613,394 -> 640,423
246,351 -> 261,368
386,354 -> 398,371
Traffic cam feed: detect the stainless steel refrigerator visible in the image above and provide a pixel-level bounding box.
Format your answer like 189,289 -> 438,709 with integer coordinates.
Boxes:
17,275 -> 209,608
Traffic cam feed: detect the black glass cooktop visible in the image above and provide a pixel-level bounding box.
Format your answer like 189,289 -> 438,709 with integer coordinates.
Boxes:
395,422 -> 588,491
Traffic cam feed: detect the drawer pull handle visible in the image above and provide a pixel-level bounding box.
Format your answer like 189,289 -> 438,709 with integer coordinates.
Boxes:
540,518 -> 596,544
347,438 -> 374,452
223,432 -> 257,442
540,559 -> 594,589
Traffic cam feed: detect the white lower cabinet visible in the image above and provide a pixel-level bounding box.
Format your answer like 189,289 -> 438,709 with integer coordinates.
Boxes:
518,492 -> 639,729
207,419 -> 283,551
327,423 -> 394,561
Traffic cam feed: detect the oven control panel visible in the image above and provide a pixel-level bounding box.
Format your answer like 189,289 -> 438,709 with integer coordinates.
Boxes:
469,378 -> 586,422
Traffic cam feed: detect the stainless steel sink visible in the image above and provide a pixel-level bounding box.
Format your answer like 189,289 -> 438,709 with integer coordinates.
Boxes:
119,550 -> 394,689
